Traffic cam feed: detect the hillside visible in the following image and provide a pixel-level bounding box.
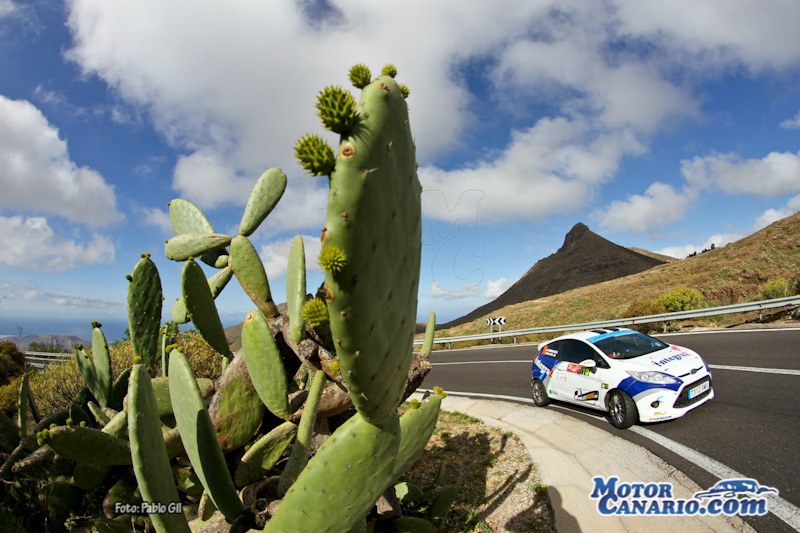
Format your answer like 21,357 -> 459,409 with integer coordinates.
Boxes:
2,334 -> 89,352
432,211 -> 800,340
437,223 -> 665,329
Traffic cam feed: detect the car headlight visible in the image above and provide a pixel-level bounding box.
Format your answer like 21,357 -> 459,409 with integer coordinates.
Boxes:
627,370 -> 678,384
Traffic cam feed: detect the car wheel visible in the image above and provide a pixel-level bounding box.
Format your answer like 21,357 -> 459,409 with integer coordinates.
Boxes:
531,379 -> 550,407
607,390 -> 638,429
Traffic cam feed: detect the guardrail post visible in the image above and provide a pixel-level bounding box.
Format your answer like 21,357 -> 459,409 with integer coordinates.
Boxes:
514,336 -> 517,344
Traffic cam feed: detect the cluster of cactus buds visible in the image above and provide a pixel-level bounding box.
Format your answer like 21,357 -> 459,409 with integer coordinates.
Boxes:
0,64 -> 442,533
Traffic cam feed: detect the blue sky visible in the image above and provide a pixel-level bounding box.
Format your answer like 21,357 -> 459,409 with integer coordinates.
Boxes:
1,1 -> 799,342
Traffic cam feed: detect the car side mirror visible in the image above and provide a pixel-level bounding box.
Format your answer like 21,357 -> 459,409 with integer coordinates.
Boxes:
579,359 -> 596,368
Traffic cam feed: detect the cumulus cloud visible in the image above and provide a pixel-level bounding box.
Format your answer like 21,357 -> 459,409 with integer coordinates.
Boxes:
780,110 -> 800,130
0,95 -> 123,226
0,216 -> 115,271
483,278 -> 512,299
430,281 -> 481,300
751,194 -> 800,231
258,235 -> 322,280
2,282 -> 121,310
139,206 -> 174,235
657,233 -> 742,259
681,150 -> 800,197
595,182 -> 698,234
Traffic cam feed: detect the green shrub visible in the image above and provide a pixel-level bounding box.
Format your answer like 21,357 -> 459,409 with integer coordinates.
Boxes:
0,341 -> 26,386
622,299 -> 667,334
0,374 -> 24,414
657,288 -> 705,313
758,277 -> 799,300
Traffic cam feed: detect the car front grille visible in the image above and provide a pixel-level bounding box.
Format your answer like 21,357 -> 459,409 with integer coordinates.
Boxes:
673,376 -> 712,409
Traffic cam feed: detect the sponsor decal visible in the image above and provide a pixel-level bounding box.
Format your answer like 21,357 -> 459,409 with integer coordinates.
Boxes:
650,352 -> 693,368
566,363 -> 582,374
590,476 -> 777,517
574,389 -> 599,401
653,411 -> 667,416
534,357 -> 550,376
544,348 -> 558,357
601,383 -> 609,389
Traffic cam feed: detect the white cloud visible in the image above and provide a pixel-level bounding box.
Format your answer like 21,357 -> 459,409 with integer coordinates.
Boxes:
0,216 -> 115,271
615,0 -> 800,72
595,182 -> 698,234
430,281 -> 481,300
751,194 -> 800,231
780,110 -> 800,130
483,278 -> 512,299
258,235 -> 322,281
0,95 -> 123,226
681,150 -> 800,197
421,117 -> 646,223
139,206 -> 174,235
657,233 -> 741,259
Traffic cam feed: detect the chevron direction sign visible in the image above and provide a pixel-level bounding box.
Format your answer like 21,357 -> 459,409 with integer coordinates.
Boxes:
486,317 -> 506,326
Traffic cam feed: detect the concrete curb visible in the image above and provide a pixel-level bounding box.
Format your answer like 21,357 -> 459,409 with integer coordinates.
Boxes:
409,393 -> 756,533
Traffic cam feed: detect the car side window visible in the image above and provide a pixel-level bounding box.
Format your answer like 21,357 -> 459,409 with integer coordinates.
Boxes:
559,340 -> 598,364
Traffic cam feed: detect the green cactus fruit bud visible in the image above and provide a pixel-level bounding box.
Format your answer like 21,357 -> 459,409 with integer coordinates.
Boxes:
239,167 -> 287,237
49,423 -> 57,429
286,235 -> 307,345
128,364 -> 192,533
399,83 -> 410,99
433,386 -> 443,396
316,85 -> 357,133
301,298 -> 329,327
66,418 -> 73,427
75,344 -> 83,351
410,399 -> 420,409
91,321 -> 102,329
37,429 -> 50,446
79,421 -> 86,427
329,359 -> 340,375
349,63 -> 372,88
125,274 -> 133,281
381,64 -> 398,78
242,310 -> 291,420
318,245 -> 347,273
182,258 -> 232,357
169,349 -> 244,521
295,133 -> 335,176
132,356 -> 142,365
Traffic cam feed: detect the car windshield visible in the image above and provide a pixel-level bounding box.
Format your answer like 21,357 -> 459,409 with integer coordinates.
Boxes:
591,332 -> 668,360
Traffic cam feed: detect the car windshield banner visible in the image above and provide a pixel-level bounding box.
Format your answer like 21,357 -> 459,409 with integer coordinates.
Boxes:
590,476 -> 778,517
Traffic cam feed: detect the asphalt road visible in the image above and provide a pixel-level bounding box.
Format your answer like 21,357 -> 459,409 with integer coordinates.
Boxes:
422,328 -> 800,533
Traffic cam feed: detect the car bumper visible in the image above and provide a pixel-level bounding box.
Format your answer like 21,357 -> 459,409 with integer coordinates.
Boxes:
630,375 -> 714,423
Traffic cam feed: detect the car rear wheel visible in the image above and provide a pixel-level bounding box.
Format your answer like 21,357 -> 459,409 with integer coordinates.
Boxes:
531,379 -> 550,407
607,390 -> 638,429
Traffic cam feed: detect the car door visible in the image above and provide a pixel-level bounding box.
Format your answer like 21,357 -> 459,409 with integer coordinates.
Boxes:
551,339 -> 606,408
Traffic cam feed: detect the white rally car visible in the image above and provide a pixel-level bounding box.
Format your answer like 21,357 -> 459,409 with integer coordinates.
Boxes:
530,328 -> 714,429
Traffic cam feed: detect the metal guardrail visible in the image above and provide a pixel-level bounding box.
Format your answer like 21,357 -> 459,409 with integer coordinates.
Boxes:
24,351 -> 74,370
413,295 -> 800,347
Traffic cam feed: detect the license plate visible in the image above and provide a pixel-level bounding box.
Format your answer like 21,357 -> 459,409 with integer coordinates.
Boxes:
688,381 -> 710,399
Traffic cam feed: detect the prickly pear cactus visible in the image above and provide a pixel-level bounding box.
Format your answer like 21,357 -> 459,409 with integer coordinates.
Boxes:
306,66 -> 422,425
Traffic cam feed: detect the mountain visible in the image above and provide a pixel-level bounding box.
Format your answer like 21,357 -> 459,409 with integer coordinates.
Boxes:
437,223 -> 666,329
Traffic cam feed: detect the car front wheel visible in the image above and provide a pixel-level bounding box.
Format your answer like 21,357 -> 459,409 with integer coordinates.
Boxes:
607,390 -> 638,429
531,379 -> 550,407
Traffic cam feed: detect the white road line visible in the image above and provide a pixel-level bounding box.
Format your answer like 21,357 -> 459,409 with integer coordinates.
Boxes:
709,364 -> 800,376
432,360 -> 800,376
419,388 -> 800,531
431,360 -> 531,366
630,426 -> 800,531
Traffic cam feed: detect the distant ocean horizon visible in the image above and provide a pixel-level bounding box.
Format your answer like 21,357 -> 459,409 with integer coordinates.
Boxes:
0,314 -> 243,345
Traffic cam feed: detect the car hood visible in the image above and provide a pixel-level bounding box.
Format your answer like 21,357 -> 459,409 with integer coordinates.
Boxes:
619,345 -> 707,377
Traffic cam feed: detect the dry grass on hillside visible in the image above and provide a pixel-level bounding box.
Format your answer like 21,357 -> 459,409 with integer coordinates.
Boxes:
424,212 -> 800,343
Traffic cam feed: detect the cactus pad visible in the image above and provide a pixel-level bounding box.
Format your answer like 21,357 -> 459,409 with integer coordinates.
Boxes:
239,167 -> 287,237
318,70 -> 422,425
127,254 -> 163,371
229,234 -> 280,318
242,309 -> 291,420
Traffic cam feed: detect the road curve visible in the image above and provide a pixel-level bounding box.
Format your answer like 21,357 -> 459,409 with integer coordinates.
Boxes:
422,327 -> 800,533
